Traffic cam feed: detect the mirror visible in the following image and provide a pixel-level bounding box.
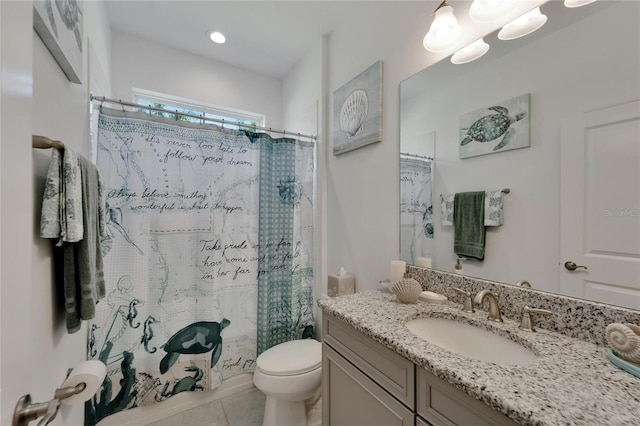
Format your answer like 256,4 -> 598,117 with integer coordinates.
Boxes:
400,0 -> 640,307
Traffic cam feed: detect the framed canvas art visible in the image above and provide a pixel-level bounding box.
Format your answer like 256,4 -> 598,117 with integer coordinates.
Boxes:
33,0 -> 83,84
459,93 -> 530,159
333,61 -> 383,155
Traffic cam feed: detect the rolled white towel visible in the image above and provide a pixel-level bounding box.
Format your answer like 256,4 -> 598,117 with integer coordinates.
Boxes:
605,323 -> 640,364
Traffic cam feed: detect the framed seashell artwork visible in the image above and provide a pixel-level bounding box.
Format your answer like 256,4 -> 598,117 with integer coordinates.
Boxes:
459,93 -> 530,159
333,61 -> 383,155
33,0 -> 84,84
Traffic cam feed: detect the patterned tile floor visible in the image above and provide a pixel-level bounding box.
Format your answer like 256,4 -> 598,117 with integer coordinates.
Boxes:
148,388 -> 265,426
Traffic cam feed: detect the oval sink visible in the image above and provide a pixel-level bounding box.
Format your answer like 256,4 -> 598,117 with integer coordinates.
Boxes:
406,317 -> 538,365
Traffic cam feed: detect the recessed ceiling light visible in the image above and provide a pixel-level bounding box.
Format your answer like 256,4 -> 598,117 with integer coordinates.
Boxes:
207,30 -> 226,44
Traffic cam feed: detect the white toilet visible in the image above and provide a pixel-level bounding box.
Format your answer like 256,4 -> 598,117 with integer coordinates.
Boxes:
253,339 -> 322,426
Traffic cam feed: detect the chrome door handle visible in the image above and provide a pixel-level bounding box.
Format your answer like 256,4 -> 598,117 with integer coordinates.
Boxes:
564,261 -> 588,271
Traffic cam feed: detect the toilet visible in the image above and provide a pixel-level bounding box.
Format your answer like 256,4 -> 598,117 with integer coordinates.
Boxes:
253,339 -> 322,426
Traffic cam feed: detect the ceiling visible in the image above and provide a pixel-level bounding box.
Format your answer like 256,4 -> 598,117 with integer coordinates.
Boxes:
105,0 -> 409,79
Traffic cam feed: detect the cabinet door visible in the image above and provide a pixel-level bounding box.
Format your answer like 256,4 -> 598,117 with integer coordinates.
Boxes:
323,344 -> 414,426
416,416 -> 433,426
323,312 -> 415,408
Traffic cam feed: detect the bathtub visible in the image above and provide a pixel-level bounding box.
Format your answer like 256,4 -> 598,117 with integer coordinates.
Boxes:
96,373 -> 255,426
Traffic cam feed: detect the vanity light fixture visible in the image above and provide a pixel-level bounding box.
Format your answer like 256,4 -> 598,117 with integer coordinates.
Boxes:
423,1 -> 463,52
497,7 -> 548,41
207,30 -> 227,44
451,38 -> 490,64
469,0 -> 517,23
564,0 -> 597,8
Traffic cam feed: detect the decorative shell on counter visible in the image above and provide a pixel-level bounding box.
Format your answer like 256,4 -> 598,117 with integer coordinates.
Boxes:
339,89 -> 369,138
392,278 -> 422,304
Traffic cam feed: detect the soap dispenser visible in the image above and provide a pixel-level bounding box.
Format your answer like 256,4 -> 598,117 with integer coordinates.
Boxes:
453,258 -> 464,275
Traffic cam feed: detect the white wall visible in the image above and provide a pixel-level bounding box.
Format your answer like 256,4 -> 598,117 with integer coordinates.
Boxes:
111,32 -> 283,128
4,1 -> 112,425
402,2 -> 639,292
324,1 -> 439,290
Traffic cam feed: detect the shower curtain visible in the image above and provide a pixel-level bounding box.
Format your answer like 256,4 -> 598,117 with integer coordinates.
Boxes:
85,108 -> 315,425
400,155 -> 434,263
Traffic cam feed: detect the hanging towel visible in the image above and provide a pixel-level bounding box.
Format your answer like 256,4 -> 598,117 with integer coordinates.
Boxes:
40,147 -> 84,244
454,191 -> 486,260
484,190 -> 504,226
440,193 -> 455,226
441,190 -> 504,227
63,155 -> 106,333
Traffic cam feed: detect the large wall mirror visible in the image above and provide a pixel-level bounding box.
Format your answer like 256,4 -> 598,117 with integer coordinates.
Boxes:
400,1 -> 639,309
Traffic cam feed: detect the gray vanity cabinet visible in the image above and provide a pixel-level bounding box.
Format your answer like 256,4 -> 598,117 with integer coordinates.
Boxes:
322,312 -> 520,426
417,368 -> 519,426
322,313 -> 415,426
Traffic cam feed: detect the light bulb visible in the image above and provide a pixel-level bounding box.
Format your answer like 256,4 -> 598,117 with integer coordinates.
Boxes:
469,0 -> 517,23
498,7 -> 547,41
451,38 -> 490,64
423,5 -> 463,52
207,30 -> 227,44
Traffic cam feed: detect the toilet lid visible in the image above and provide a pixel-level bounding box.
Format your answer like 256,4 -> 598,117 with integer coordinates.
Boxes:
256,339 -> 321,376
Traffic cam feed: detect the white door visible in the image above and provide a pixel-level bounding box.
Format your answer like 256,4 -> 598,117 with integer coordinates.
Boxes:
560,100 -> 640,309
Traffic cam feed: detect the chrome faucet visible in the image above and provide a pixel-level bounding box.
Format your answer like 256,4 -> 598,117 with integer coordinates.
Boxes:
453,287 -> 475,313
519,306 -> 553,332
474,290 -> 503,322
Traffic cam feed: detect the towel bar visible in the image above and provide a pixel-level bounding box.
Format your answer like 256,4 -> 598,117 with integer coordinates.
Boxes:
32,135 -> 64,149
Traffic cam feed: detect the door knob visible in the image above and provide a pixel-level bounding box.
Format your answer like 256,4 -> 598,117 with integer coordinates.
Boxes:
564,261 -> 588,271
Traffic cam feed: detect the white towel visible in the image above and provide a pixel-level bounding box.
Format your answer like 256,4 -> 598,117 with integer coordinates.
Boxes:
605,323 -> 640,364
40,147 -> 88,244
40,148 -> 63,239
62,148 -> 84,242
484,190 -> 504,226
441,190 -> 504,227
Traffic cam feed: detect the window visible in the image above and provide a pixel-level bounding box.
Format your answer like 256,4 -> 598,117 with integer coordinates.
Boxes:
132,88 -> 265,131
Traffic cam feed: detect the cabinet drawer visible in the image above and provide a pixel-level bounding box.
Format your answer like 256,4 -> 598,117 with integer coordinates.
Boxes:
323,312 -> 415,409
323,343 -> 414,426
417,368 -> 519,426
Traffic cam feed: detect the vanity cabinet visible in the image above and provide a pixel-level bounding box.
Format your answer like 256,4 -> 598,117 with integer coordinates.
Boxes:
417,368 -> 518,426
322,312 -> 519,426
322,312 -> 415,426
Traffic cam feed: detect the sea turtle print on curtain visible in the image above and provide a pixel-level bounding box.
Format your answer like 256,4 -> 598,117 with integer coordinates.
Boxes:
85,108 -> 315,425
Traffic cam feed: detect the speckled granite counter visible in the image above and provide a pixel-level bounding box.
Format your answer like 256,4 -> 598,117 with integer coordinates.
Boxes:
318,290 -> 640,426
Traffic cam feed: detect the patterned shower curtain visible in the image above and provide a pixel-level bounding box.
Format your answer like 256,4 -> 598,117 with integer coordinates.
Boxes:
85,108 -> 315,425
400,155 -> 434,264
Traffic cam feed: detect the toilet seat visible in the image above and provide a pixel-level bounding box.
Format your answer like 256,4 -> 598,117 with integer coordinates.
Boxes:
256,339 -> 321,376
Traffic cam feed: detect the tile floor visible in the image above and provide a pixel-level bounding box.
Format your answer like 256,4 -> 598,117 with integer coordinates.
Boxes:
148,388 -> 266,426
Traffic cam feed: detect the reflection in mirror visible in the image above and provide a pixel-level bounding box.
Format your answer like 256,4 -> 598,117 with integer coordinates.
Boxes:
400,1 -> 640,309
400,136 -> 434,266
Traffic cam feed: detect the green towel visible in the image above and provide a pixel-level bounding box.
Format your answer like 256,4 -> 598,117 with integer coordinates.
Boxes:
454,191 -> 486,260
62,156 -> 106,333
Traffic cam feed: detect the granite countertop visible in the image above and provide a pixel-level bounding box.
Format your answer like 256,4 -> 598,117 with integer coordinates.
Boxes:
318,290 -> 640,426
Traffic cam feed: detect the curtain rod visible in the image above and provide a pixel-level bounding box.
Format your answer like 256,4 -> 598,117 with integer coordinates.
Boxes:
90,95 -> 317,141
400,152 -> 433,160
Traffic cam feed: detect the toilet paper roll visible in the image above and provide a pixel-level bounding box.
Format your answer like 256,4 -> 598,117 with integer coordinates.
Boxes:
59,360 -> 107,405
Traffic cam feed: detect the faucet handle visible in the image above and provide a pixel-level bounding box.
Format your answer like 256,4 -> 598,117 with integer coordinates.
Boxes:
452,287 -> 475,313
519,306 -> 553,332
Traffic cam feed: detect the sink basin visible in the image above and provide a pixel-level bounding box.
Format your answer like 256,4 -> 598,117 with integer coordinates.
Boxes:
406,317 -> 538,365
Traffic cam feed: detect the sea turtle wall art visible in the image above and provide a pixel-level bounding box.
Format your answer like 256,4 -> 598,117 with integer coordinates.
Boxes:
458,93 -> 530,159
